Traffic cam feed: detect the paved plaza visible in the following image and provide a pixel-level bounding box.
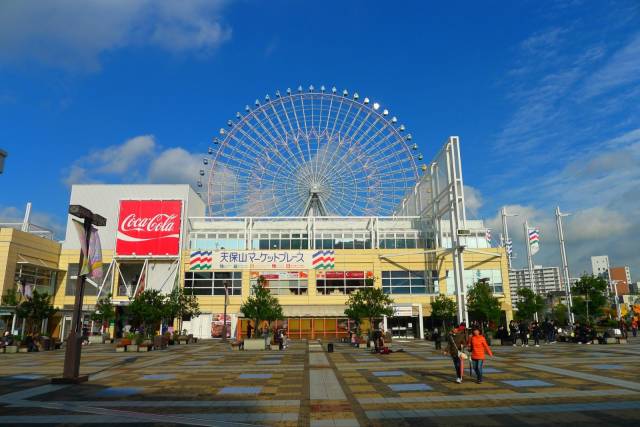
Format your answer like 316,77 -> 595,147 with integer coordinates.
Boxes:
1,339 -> 640,426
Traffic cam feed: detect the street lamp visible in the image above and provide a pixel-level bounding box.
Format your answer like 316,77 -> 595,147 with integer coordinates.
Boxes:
53,205 -> 106,384
0,149 -> 7,174
222,281 -> 229,342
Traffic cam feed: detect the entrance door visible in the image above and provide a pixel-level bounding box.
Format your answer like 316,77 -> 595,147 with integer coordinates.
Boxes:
389,316 -> 418,339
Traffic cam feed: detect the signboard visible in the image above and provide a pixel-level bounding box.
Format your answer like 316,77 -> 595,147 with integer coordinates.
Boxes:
316,271 -> 373,279
250,271 -> 308,280
211,314 -> 231,338
116,200 -> 182,256
189,250 -> 335,271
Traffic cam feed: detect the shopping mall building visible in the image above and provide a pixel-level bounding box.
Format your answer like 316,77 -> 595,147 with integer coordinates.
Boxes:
0,138 -> 513,341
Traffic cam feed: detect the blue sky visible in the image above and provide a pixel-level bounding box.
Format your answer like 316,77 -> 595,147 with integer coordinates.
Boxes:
1,0 -> 639,277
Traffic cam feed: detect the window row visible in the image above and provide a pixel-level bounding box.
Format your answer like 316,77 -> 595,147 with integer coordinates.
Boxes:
189,232 -> 425,250
184,271 -> 242,296
316,271 -> 374,295
382,270 -> 438,294
464,269 -> 503,294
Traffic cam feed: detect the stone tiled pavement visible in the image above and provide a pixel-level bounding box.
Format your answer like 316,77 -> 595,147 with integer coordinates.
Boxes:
1,338 -> 640,425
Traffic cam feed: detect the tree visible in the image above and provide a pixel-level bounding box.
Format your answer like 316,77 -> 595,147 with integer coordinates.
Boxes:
571,275 -> 608,323
91,293 -> 115,334
551,303 -> 568,325
515,288 -> 546,321
467,280 -> 502,329
165,287 -> 201,332
1,288 -> 20,306
15,290 -> 57,335
431,294 -> 457,331
344,281 -> 394,339
127,289 -> 166,337
240,276 -> 284,337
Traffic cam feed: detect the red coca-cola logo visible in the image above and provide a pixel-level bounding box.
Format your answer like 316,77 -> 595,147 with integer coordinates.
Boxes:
120,213 -> 177,233
116,200 -> 182,256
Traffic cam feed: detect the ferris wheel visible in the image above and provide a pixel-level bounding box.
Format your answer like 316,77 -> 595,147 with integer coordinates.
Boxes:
199,85 -> 423,217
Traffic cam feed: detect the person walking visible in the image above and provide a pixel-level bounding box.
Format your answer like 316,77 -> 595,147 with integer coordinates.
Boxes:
531,321 -> 541,347
631,318 -> 638,338
445,323 -> 468,384
518,320 -> 529,347
509,320 -> 519,347
467,327 -> 493,383
433,327 -> 442,350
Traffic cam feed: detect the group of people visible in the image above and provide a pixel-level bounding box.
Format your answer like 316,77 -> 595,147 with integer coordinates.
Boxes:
499,319 -> 558,347
444,323 -> 493,384
0,330 -> 43,352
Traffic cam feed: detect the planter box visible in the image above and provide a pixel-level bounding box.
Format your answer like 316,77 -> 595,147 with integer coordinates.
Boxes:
18,347 -> 29,353
88,335 -> 104,344
5,346 -> 18,353
116,346 -> 126,352
138,346 -> 149,352
243,338 -> 266,350
128,344 -> 139,352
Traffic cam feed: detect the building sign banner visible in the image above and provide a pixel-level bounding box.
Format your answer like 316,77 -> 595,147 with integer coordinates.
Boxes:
116,200 -> 182,256
189,250 -> 335,271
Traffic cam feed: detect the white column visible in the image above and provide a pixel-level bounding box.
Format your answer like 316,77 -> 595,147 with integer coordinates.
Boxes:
383,315 -> 388,333
11,313 -> 17,335
417,304 -> 424,339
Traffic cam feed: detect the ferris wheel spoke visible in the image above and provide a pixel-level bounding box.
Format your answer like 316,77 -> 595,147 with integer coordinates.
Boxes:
205,87 -> 419,217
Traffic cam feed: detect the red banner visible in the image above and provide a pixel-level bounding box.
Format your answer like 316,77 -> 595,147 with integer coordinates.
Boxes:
115,200 -> 182,256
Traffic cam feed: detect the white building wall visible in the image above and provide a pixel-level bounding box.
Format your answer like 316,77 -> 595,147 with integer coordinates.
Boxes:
591,255 -> 610,279
509,266 -> 562,303
63,184 -> 205,250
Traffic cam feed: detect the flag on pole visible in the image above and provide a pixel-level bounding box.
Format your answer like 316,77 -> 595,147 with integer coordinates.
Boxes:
73,219 -> 103,280
506,238 -> 513,257
485,229 -> 492,247
528,228 -> 540,256
135,267 -> 146,297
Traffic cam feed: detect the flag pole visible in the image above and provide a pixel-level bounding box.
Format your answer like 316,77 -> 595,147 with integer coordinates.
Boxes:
501,207 -> 517,269
555,206 -> 574,324
524,219 -> 538,322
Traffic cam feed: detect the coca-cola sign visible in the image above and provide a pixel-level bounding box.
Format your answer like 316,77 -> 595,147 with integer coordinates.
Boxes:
116,200 -> 182,256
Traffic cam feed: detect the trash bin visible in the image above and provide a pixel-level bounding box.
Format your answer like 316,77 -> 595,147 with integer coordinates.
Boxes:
327,343 -> 334,353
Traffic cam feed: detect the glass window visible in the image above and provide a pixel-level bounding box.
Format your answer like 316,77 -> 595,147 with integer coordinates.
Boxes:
184,271 -> 242,296
382,270 -> 435,294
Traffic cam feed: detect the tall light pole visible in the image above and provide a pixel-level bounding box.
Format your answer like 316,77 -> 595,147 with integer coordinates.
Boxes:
53,205 -> 106,384
500,207 -> 518,269
221,281 -> 229,342
610,280 -> 622,320
524,219 -> 538,321
555,206 -> 574,324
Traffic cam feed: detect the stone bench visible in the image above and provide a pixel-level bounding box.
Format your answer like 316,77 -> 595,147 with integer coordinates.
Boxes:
243,338 -> 266,351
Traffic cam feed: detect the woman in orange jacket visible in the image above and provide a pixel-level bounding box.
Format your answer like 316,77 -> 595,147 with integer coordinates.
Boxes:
467,327 -> 493,383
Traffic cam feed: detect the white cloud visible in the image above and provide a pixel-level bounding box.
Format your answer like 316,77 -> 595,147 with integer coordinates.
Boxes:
147,147 -> 201,185
581,33 -> 640,99
63,135 -> 156,186
463,185 -> 483,217
0,0 -> 232,71
61,134 -> 206,191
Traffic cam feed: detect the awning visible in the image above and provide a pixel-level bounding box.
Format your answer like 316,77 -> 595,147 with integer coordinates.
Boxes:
281,305 -> 347,317
16,254 -> 62,270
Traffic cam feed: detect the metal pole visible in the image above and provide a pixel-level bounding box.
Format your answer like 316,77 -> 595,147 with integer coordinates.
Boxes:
222,281 -> 229,342
611,280 -> 621,320
54,205 -> 106,384
501,207 -> 512,269
555,206 -> 574,324
524,220 -> 538,322
60,218 -> 91,382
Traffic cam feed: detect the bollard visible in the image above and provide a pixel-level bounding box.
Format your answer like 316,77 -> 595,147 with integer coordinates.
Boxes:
327,343 -> 334,353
